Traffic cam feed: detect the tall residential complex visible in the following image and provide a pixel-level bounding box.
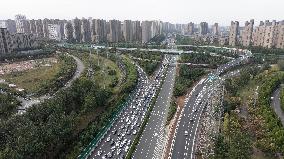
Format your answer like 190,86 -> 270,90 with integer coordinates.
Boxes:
253,20 -> 284,48
229,21 -> 239,46
64,22 -> 74,42
0,28 -> 13,54
48,24 -> 62,41
241,19 -> 254,47
35,19 -> 44,38
199,22 -> 209,35
141,21 -> 152,43
29,19 -> 37,35
42,18 -> 50,38
187,22 -> 195,35
212,23 -> 219,36
109,20 -> 122,43
3,14 -> 283,48
72,18 -> 82,43
132,21 -> 142,42
15,14 -> 30,34
81,18 -> 91,43
123,20 -> 133,42
91,19 -> 107,43
0,20 -> 17,33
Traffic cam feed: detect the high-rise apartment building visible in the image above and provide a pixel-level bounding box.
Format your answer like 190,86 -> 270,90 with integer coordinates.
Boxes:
199,22 -> 208,35
252,21 -> 265,47
0,28 -> 13,54
123,20 -> 133,42
42,18 -> 50,38
276,21 -> 284,49
48,24 -> 62,41
12,33 -> 38,51
81,18 -> 91,43
15,14 -> 30,34
0,20 -> 17,33
151,21 -> 162,38
132,21 -> 142,42
229,21 -> 239,46
64,22 -> 74,42
90,19 -> 107,43
187,22 -> 195,35
29,19 -> 37,35
141,21 -> 152,43
72,18 -> 82,43
212,23 -> 219,36
109,20 -> 121,43
35,19 -> 44,38
241,19 -> 254,47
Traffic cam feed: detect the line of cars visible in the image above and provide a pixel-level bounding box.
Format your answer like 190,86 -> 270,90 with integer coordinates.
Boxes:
170,52 -> 251,159
89,57 -> 170,159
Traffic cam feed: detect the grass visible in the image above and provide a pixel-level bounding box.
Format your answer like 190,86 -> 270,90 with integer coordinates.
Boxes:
1,61 -> 61,94
71,52 -> 122,92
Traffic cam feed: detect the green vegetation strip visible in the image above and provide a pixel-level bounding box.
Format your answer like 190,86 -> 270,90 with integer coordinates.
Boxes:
166,100 -> 177,125
280,87 -> 284,112
78,94 -> 133,159
126,65 -> 168,159
77,56 -> 138,159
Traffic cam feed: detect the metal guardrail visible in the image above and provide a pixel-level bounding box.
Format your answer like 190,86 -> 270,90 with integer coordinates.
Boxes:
77,91 -> 137,159
77,56 -> 139,159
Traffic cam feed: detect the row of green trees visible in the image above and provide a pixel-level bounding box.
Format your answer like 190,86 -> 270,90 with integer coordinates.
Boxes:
0,55 -> 138,159
173,64 -> 206,97
0,77 -> 110,159
280,88 -> 284,112
136,60 -> 160,76
35,54 -> 77,96
179,53 -> 229,68
213,113 -> 252,159
128,51 -> 163,62
0,93 -> 21,120
212,64 -> 265,159
255,71 -> 284,153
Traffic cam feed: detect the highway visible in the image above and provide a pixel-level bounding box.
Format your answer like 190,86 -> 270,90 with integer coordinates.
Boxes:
271,86 -> 284,126
170,77 -> 215,159
169,54 -> 251,159
88,57 -> 170,159
133,55 -> 177,159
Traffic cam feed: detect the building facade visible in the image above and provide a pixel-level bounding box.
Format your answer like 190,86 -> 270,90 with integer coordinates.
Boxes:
229,21 -> 239,46
48,24 -> 62,41
241,19 -> 254,47
0,28 -> 13,54
199,22 -> 208,35
81,18 -> 91,43
15,14 -> 30,34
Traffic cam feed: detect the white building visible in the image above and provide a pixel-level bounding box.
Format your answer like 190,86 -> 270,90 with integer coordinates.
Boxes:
48,24 -> 62,41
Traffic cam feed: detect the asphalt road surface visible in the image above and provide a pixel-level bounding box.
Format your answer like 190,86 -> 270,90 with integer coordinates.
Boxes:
133,55 -> 177,159
17,54 -> 85,113
271,86 -> 284,126
88,57 -> 169,159
169,54 -> 250,159
170,77 -> 216,159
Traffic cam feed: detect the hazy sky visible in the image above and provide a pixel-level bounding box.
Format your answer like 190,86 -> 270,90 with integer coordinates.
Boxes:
1,0 -> 283,26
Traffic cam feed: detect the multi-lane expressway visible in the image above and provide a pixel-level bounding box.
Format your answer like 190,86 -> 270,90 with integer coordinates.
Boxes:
87,56 -> 171,159
133,55 -> 177,159
169,54 -> 250,159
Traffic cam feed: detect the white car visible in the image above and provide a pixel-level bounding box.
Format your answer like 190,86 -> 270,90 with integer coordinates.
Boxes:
97,150 -> 102,156
125,146 -> 129,152
185,131 -> 188,136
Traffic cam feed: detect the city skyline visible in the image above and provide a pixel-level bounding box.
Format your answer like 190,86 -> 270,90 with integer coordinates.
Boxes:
1,0 -> 284,26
